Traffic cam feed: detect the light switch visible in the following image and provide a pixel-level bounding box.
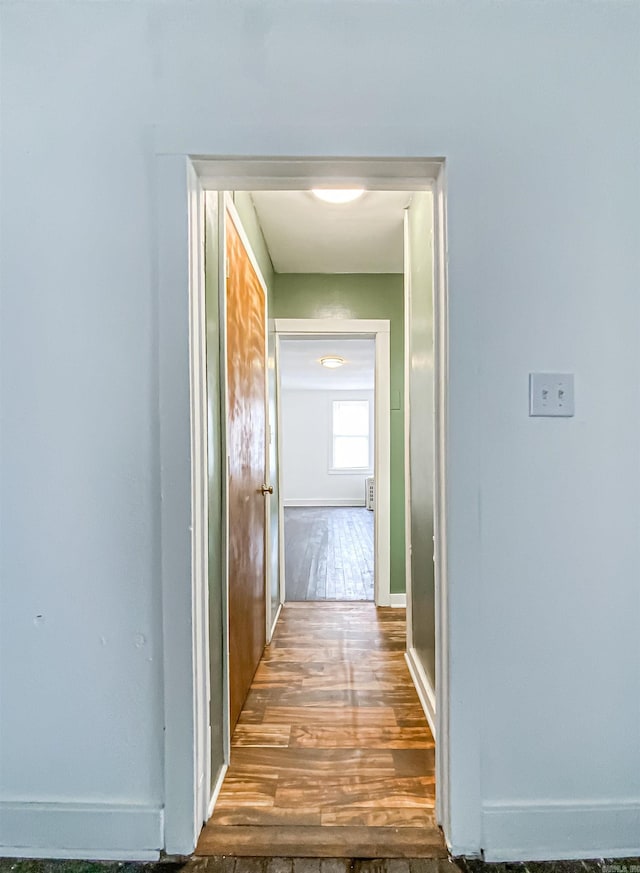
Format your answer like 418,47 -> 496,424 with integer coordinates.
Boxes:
529,373 -> 574,417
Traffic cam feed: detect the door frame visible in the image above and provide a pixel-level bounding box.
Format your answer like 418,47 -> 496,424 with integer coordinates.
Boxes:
156,156 -> 458,855
274,319 -> 391,606
402,189 -> 446,812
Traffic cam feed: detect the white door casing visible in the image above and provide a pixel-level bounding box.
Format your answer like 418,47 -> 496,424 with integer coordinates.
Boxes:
159,157 -> 450,855
274,319 -> 391,607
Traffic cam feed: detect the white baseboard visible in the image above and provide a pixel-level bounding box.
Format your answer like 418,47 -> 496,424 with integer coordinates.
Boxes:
0,800 -> 163,859
207,763 -> 228,819
389,593 -> 407,607
405,647 -> 437,741
284,498 -> 365,507
0,848 -> 160,861
481,799 -> 640,861
268,602 -> 283,643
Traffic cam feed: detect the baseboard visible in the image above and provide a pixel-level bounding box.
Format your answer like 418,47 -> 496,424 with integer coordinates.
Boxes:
268,602 -> 283,643
481,799 -> 640,861
207,763 -> 228,819
0,848 -> 160,861
0,800 -> 163,859
389,593 -> 407,607
284,498 -> 365,507
405,647 -> 437,741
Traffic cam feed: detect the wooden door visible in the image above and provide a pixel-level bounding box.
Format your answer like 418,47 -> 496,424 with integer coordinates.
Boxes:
226,208 -> 268,733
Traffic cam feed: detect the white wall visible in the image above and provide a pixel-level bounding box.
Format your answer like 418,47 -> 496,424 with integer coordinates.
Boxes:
0,2 -> 164,860
1,0 -> 639,861
281,389 -> 374,506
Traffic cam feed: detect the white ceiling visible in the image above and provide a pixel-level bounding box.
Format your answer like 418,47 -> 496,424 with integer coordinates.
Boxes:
279,338 -> 375,391
250,190 -> 410,274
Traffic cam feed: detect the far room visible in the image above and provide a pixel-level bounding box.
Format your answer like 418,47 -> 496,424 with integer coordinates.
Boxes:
279,336 -> 376,601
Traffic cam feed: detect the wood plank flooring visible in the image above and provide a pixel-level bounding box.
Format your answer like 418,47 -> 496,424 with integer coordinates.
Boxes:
198,603 -> 444,858
284,507 -> 374,601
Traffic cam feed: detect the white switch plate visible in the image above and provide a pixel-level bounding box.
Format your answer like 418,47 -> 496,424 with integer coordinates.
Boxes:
529,373 -> 574,417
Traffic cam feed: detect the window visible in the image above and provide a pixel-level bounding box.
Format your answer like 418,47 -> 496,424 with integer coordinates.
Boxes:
331,399 -> 371,471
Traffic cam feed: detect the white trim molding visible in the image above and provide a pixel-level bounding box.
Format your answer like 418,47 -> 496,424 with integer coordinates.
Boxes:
275,318 -> 390,335
389,593 -> 407,607
432,162 -> 450,834
274,334 -> 286,610
405,647 -> 437,741
157,153 -> 201,856
188,159 -> 211,843
190,157 -> 444,192
275,318 -> 391,607
374,328 -> 392,607
481,800 -> 640,862
207,763 -> 229,820
403,207 -> 414,653
0,801 -> 163,860
154,157 -> 453,857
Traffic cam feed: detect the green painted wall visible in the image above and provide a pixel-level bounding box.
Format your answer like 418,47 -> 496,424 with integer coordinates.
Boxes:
273,273 -> 406,594
406,191 -> 435,685
233,192 -> 275,306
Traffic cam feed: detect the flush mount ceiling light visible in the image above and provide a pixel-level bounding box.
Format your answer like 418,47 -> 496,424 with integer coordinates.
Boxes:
311,188 -> 365,204
320,355 -> 345,369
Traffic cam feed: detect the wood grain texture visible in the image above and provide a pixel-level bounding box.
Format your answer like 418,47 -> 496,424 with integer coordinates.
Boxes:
226,211 -> 267,732
199,603 -> 443,857
196,825 -> 446,858
285,508 -> 374,601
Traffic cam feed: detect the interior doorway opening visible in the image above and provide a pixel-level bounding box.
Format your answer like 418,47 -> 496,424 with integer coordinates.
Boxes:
171,158 -> 444,860
279,336 -> 377,603
275,321 -> 392,610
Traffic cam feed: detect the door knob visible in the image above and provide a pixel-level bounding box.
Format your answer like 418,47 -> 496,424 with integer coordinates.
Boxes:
261,484 -> 274,495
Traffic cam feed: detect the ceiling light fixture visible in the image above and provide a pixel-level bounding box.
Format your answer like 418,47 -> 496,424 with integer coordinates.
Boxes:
320,355 -> 345,369
311,188 -> 365,204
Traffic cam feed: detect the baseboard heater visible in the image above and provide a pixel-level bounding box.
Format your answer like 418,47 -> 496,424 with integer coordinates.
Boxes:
365,477 -> 375,511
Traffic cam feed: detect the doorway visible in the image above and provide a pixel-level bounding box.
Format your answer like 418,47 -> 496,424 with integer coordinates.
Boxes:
201,183 -> 440,856
158,158 -> 449,856
279,336 -> 376,603
275,321 -> 392,609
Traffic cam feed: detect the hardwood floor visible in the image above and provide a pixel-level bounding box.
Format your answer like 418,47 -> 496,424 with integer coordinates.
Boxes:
197,603 -> 444,858
284,507 -> 374,601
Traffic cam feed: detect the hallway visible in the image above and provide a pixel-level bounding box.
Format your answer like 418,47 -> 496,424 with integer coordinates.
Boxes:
198,603 -> 445,857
